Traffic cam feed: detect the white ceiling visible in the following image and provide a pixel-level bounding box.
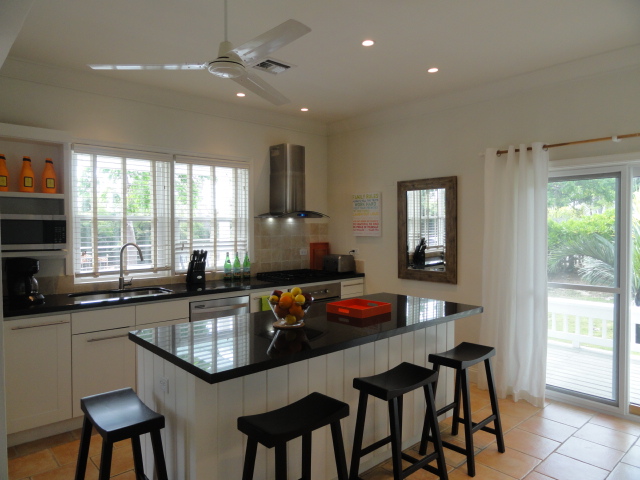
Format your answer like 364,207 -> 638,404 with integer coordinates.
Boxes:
5,0 -> 640,123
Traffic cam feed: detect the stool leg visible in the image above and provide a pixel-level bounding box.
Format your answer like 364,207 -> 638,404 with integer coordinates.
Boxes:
426,383 -> 448,480
98,440 -> 113,480
459,369 -> 475,477
485,358 -> 506,453
349,391 -> 369,480
450,370 -> 462,436
241,438 -> 258,480
275,442 -> 287,480
130,434 -> 144,477
418,385 -> 432,456
388,397 -> 403,480
74,417 -> 92,480
150,429 -> 169,480
330,421 -> 349,480
302,432 -> 312,480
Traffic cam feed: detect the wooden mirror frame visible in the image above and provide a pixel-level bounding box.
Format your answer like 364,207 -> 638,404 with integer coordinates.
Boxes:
397,176 -> 457,284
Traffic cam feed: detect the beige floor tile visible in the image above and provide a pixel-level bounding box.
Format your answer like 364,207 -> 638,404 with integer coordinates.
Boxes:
31,461 -> 100,480
496,399 -> 541,421
361,466 -> 394,479
518,416 -> 578,443
446,462 -> 517,479
522,472 -> 554,480
8,449 -> 59,480
475,446 -> 540,478
621,444 -> 640,468
589,413 -> 640,436
606,462 -> 640,479
538,402 -> 593,428
13,432 -> 75,458
89,444 -> 135,477
111,471 -> 138,480
573,423 -> 638,452
555,437 -> 624,471
535,453 -> 609,480
51,437 -> 103,466
502,428 -> 560,459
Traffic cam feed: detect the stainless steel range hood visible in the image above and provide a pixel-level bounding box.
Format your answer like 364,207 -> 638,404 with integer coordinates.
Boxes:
256,144 -> 328,218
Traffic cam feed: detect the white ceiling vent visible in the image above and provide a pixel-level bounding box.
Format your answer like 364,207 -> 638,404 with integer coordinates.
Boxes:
252,58 -> 294,75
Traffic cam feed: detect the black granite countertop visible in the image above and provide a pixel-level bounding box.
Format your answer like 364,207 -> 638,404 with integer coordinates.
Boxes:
3,272 -> 365,318
129,293 -> 482,384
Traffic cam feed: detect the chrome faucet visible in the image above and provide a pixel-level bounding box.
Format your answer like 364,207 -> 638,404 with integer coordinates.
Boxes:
119,243 -> 144,289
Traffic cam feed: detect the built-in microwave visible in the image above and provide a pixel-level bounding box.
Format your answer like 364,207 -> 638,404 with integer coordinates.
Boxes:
0,214 -> 67,251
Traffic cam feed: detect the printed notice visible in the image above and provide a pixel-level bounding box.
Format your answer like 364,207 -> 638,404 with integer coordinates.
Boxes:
352,192 -> 381,236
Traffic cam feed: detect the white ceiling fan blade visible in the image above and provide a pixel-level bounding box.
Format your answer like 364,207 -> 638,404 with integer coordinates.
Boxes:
88,64 -> 207,71
232,72 -> 290,106
230,19 -> 311,66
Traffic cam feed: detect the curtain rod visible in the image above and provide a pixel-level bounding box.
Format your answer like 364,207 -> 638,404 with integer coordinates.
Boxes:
495,132 -> 640,155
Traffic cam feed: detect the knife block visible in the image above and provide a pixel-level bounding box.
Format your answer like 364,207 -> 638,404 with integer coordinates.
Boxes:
186,262 -> 206,286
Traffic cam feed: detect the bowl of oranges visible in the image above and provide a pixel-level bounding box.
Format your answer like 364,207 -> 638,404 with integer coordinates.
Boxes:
268,286 -> 313,328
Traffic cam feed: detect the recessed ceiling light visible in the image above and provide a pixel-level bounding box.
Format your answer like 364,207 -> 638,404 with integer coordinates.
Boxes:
301,107 -> 309,112
236,92 -> 245,97
362,40 -> 375,47
427,67 -> 439,73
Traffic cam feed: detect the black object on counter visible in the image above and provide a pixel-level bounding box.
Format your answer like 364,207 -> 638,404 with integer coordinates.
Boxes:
5,257 -> 45,307
186,250 -> 207,286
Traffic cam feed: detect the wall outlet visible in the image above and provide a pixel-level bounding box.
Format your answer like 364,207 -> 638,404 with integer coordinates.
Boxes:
159,376 -> 169,394
349,248 -> 360,255
299,248 -> 308,255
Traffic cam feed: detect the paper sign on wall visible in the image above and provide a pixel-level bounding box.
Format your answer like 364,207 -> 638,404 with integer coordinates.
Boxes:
352,192 -> 381,236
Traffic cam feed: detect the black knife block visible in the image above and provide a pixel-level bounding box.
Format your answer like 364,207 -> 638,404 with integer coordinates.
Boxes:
186,261 -> 206,286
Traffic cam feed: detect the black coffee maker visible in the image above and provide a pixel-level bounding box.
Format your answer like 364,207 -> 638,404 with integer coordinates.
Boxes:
5,257 -> 45,307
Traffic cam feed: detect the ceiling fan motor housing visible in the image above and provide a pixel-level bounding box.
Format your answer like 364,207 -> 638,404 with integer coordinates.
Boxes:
207,57 -> 245,78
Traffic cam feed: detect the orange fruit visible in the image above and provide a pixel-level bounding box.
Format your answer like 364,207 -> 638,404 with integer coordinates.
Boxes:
278,295 -> 293,309
289,304 -> 304,320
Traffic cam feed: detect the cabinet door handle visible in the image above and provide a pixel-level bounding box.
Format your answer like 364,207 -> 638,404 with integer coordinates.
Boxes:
87,333 -> 129,343
11,320 -> 68,330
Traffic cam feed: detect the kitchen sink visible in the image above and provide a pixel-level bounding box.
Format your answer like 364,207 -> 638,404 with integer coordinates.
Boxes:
68,287 -> 174,304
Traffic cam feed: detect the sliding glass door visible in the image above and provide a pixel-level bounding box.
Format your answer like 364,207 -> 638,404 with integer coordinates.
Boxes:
546,172 -> 621,403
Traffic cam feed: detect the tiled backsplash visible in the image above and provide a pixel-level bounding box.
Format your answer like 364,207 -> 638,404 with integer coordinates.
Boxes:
253,219 -> 328,273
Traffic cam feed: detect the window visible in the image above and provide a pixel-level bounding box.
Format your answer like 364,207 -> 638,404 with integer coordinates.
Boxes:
72,146 -> 249,282
406,187 -> 446,249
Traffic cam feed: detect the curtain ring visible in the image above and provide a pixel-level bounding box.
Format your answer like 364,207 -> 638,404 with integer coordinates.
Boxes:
612,135 -> 621,143
497,152 -> 502,157
543,145 -> 549,151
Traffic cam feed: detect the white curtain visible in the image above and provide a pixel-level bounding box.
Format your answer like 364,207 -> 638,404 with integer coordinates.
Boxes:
479,143 -> 549,407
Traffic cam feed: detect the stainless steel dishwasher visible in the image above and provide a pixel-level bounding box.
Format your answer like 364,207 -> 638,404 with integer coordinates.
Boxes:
189,295 -> 250,322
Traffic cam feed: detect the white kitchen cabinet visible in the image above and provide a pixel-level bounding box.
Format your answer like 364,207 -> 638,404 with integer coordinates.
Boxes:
71,306 -> 136,417
135,298 -> 190,326
341,278 -> 364,298
3,314 -> 72,433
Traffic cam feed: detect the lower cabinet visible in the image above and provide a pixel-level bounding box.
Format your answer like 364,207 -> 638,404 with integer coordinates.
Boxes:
71,326 -> 136,418
3,314 -> 72,434
341,278 -> 364,298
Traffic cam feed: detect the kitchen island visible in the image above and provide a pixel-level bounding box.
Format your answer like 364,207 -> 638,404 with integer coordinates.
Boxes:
129,293 -> 482,480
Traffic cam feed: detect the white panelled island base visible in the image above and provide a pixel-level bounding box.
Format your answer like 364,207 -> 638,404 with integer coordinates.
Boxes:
130,293 -> 482,480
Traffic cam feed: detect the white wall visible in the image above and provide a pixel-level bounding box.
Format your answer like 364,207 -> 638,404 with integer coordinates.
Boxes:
0,58 -> 329,226
327,66 -> 640,345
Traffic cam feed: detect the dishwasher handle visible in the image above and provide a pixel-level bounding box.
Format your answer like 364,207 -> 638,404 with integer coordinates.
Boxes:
192,303 -> 248,313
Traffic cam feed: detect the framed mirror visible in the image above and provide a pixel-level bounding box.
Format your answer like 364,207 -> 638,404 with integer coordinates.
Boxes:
397,176 -> 457,283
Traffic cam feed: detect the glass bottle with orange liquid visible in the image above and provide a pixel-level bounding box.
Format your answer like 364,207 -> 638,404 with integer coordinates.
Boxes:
19,156 -> 35,192
41,158 -> 57,193
0,154 -> 8,191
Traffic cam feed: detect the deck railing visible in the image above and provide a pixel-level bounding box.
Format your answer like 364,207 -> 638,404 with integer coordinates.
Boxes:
548,297 -> 640,354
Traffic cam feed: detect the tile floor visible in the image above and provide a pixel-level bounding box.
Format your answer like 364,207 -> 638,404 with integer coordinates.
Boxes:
7,383 -> 640,479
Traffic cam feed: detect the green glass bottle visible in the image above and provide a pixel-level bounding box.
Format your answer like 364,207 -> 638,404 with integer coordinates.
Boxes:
223,252 -> 232,282
242,252 -> 251,279
233,251 -> 242,280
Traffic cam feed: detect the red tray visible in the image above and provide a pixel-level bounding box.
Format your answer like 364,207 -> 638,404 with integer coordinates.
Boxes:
326,298 -> 391,318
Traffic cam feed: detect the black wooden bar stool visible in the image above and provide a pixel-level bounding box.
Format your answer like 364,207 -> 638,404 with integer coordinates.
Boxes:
237,391 -> 350,480
426,342 -> 505,477
349,362 -> 448,480
74,387 -> 168,480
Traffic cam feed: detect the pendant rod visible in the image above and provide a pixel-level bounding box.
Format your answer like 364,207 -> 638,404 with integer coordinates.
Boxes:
496,132 -> 640,155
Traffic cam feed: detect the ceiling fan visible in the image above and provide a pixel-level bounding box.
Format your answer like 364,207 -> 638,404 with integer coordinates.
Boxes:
88,1 -> 311,106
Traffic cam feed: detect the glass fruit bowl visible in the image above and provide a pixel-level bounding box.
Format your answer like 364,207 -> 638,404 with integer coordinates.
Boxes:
268,290 -> 313,329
